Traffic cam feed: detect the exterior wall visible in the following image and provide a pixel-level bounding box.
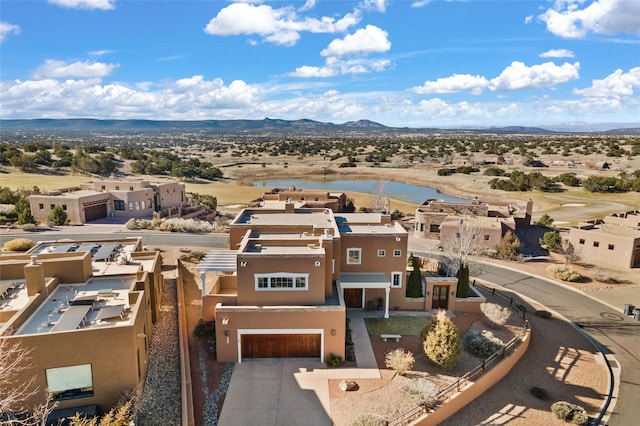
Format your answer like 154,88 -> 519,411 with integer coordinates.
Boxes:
152,182 -> 185,211
0,252 -> 93,284
213,306 -> 346,363
604,211 -> 640,228
1,291 -> 149,411
236,252 -> 326,306
110,189 -> 155,219
131,252 -> 163,323
30,192 -> 110,224
439,220 -> 504,250
339,233 -> 408,276
89,179 -> 150,192
569,228 -> 639,268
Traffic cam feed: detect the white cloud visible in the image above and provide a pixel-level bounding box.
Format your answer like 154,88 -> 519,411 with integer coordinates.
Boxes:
299,0 -> 316,12
48,0 -> 115,10
539,49 -> 575,58
412,74 -> 489,95
32,60 -> 120,79
88,49 -> 115,56
573,66 -> 640,98
360,0 -> 388,13
290,56 -> 391,78
204,2 -> 360,46
0,22 -> 20,43
524,15 -> 534,24
321,25 -> 391,57
489,61 -> 580,91
539,0 -> 640,38
411,1 -> 432,8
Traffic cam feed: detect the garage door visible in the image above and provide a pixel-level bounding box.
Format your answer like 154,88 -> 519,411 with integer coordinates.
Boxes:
84,204 -> 107,222
241,334 -> 321,359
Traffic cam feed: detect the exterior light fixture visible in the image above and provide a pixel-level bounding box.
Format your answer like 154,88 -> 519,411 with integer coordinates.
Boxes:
222,318 -> 229,325
331,329 -> 336,336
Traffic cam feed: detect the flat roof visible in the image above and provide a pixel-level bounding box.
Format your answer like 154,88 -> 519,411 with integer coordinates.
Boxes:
34,189 -> 106,199
0,278 -> 30,316
15,276 -> 138,336
338,222 -> 407,235
234,209 -> 335,229
575,223 -> 640,238
243,241 -> 324,255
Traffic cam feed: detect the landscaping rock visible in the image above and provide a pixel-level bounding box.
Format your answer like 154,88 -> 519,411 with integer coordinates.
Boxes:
339,380 -> 358,392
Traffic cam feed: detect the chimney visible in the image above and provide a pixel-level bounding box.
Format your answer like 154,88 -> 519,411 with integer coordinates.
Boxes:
24,256 -> 45,296
285,198 -> 294,213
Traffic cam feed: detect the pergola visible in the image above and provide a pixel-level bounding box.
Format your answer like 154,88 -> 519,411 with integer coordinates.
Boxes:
195,250 -> 238,297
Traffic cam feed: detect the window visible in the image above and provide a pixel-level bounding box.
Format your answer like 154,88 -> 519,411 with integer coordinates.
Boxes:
393,249 -> 402,257
115,186 -> 120,190
46,364 -> 93,401
114,200 -> 125,210
593,241 -> 600,248
62,204 -> 67,210
39,203 -> 44,209
129,201 -> 134,211
50,204 -> 55,209
135,201 -> 140,210
391,272 -> 402,288
484,235 -> 490,241
377,250 -> 386,257
347,248 -> 361,264
608,244 -> 615,250
579,239 -> 585,245
141,200 -> 146,210
255,273 -> 308,290
429,224 -> 440,233
129,186 -> 133,191
101,185 -> 105,190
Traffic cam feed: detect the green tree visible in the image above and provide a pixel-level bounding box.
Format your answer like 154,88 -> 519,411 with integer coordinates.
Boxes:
406,253 -> 423,298
537,213 -> 554,228
456,263 -> 470,298
48,205 -> 68,226
14,197 -> 35,225
539,230 -> 561,252
422,310 -> 462,369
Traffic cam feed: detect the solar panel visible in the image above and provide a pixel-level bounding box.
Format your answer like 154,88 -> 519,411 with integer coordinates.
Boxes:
92,244 -> 117,261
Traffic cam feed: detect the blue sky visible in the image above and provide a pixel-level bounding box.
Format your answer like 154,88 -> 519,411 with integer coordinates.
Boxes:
1,0 -> 639,128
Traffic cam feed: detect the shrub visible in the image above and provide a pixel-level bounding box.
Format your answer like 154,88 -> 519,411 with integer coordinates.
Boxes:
530,386 -> 549,400
3,238 -> 35,252
537,213 -> 554,228
0,215 -> 8,224
462,329 -> 504,357
406,253 -> 422,298
548,265 -> 581,282
327,354 -> 343,368
384,349 -> 415,376
47,205 -> 68,226
193,320 -> 216,339
351,413 -> 388,426
402,378 -> 439,409
422,310 -> 462,369
494,231 -> 521,260
550,401 -> 589,425
539,230 -> 561,251
535,310 -> 552,319
125,218 -> 138,230
179,251 -> 206,263
456,264 -> 470,298
480,302 -> 512,328
20,223 -> 37,232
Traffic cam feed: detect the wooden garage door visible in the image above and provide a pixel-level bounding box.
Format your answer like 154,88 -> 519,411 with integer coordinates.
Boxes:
84,204 -> 107,222
241,334 -> 321,359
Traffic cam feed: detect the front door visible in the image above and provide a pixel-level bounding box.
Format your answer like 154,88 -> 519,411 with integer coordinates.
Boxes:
432,285 -> 449,310
344,288 -> 363,308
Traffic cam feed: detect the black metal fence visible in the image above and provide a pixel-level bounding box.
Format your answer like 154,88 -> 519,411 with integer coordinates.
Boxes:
389,282 -> 529,426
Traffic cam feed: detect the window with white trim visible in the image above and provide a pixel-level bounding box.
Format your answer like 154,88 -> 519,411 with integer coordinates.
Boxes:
393,249 -> 402,257
377,249 -> 386,257
255,273 -> 309,290
391,271 -> 402,288
347,248 -> 362,264
46,364 -> 94,401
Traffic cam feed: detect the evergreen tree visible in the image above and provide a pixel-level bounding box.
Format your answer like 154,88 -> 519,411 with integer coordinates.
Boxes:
456,263 -> 470,298
422,310 -> 462,369
48,205 -> 68,226
406,253 -> 423,298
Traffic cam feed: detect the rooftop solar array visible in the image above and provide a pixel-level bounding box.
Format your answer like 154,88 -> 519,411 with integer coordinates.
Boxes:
92,244 -> 118,261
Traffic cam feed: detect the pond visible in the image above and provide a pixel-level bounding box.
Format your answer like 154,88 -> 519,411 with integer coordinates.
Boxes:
253,179 -> 467,204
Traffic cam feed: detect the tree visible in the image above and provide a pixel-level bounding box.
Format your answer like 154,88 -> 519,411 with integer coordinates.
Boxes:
14,198 -> 35,225
0,338 -> 57,425
370,178 -> 388,213
441,218 -> 482,278
557,239 -> 580,265
456,263 -> 470,298
539,230 -> 561,252
47,206 -> 68,226
494,231 -> 521,260
422,310 -> 462,369
537,213 -> 554,228
384,349 -> 415,377
406,253 -> 423,298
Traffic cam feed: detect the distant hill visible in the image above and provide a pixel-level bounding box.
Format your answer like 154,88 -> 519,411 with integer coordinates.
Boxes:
0,118 -> 638,134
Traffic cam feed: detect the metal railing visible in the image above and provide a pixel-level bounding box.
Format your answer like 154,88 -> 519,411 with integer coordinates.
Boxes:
389,282 -> 529,426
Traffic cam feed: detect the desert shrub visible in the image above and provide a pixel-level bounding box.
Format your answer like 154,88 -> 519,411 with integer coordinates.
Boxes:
179,251 -> 206,263
402,378 -> 439,409
327,354 -> 343,368
422,310 -> 462,369
351,413 -> 387,426
69,396 -> 134,425
480,302 -> 512,328
535,310 -> 552,319
590,268 -> 619,283
193,320 -> 216,340
159,218 -> 213,233
550,401 -> 588,425
0,215 -> 8,224
3,238 -> 34,252
384,349 -> 415,376
125,218 -> 137,230
494,231 -> 521,260
548,265 -> 581,282
462,329 -> 504,357
20,223 -> 37,232
530,386 -> 549,400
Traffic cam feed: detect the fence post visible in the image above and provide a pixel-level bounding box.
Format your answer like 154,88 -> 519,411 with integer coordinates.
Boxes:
492,288 -> 495,296
509,297 -> 513,305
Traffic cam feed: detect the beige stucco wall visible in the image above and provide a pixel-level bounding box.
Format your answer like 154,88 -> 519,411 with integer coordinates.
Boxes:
0,252 -> 93,284
213,305 -> 346,363
30,192 -> 111,224
153,181 -> 185,210
569,228 -> 639,268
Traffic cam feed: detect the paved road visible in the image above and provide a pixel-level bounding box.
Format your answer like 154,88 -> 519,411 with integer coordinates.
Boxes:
411,250 -> 640,426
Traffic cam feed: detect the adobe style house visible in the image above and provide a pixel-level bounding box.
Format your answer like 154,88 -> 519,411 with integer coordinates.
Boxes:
248,186 -> 350,212
29,177 -> 186,225
0,238 -> 162,414
569,211 -> 640,268
197,202 -> 463,364
415,198 -> 533,249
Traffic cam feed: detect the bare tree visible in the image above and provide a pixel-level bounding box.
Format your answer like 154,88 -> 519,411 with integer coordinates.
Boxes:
440,218 -> 483,277
369,178 -> 389,213
0,338 -> 56,425
558,239 -> 580,265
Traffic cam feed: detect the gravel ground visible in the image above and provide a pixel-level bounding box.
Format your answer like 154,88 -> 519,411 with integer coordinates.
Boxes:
135,275 -> 181,426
